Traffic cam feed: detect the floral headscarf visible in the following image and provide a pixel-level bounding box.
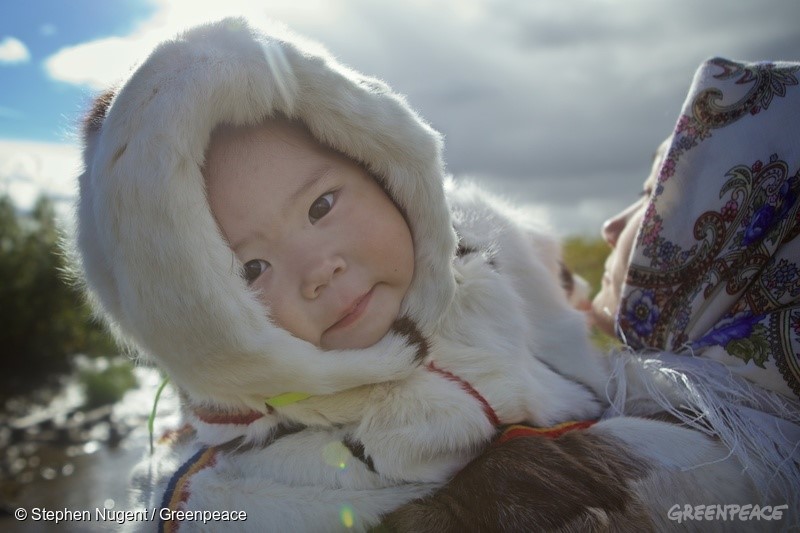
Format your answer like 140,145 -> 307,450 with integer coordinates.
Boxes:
618,58 -> 800,400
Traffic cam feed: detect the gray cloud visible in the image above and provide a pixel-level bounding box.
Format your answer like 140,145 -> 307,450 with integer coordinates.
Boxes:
315,0 -> 800,236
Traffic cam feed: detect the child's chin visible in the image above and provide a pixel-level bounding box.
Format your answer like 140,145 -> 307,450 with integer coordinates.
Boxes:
320,325 -> 388,351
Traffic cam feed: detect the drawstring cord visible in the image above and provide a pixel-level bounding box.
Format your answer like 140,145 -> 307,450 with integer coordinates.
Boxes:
149,375 -> 171,455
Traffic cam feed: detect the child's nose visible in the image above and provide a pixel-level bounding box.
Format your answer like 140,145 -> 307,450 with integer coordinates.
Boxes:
301,255 -> 346,299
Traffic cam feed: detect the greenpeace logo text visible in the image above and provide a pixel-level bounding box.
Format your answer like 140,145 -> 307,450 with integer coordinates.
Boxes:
668,504 -> 788,523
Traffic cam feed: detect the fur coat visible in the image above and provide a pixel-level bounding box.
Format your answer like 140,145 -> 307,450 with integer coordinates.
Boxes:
74,18 -> 764,532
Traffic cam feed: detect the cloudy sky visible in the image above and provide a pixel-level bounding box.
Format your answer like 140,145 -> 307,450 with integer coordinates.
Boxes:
1,0 -> 799,236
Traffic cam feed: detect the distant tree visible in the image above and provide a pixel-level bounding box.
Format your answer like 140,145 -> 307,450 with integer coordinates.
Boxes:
0,195 -> 116,399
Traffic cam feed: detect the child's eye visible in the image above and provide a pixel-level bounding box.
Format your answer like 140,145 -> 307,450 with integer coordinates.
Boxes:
242,259 -> 270,284
308,193 -> 335,224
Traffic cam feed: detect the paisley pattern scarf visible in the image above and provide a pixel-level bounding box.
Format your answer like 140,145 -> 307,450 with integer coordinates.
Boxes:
617,58 -> 800,400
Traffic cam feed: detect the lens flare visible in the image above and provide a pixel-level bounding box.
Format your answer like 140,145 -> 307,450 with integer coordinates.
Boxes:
322,441 -> 349,470
340,505 -> 354,528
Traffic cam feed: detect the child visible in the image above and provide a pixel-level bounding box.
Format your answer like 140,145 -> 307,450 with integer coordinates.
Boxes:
75,18 -> 756,532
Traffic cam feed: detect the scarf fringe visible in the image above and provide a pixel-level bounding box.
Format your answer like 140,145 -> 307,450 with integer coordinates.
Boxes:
603,349 -> 800,525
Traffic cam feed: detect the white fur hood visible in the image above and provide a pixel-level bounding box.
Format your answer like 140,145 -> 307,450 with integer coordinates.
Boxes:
76,18 -> 457,411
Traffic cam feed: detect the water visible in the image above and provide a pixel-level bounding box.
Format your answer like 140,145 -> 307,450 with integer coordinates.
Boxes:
0,366 -> 179,532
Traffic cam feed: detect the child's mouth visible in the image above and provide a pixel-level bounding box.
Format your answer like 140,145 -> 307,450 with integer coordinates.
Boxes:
327,288 -> 374,332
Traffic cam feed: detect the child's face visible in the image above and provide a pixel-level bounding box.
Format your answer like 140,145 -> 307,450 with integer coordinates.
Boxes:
205,120 -> 415,350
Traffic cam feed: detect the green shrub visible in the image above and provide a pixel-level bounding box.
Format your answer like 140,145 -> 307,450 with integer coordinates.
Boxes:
561,235 -> 611,299
0,194 -> 116,400
562,236 -> 621,350
79,359 -> 138,408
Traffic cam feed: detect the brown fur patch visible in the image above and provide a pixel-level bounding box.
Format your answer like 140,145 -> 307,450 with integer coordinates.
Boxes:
391,317 -> 429,363
456,241 -> 479,259
216,424 -> 306,454
380,429 -> 655,532
82,89 -> 116,137
342,436 -> 376,472
559,261 -> 575,297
